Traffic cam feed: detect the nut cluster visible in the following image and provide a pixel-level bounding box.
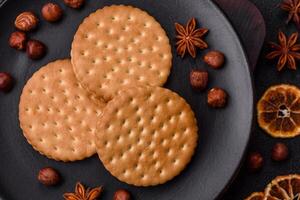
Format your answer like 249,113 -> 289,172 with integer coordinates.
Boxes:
247,143 -> 290,173
188,50 -> 227,109
10,7 -> 53,60
9,3 -> 66,60
15,11 -> 38,32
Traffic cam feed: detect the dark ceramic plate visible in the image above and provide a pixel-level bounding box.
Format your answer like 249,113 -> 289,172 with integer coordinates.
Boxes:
0,0 -> 253,199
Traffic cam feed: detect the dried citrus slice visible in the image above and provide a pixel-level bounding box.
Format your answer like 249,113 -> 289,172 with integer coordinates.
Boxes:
264,174 -> 300,200
257,84 -> 300,138
245,192 -> 264,200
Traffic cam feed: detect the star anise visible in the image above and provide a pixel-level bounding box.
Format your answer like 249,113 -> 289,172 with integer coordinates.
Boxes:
175,18 -> 208,58
63,182 -> 103,200
281,0 -> 300,24
266,31 -> 300,71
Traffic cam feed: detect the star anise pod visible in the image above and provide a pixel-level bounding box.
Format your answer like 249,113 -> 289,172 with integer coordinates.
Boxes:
175,18 -> 208,58
281,0 -> 300,24
63,182 -> 103,200
266,31 -> 300,71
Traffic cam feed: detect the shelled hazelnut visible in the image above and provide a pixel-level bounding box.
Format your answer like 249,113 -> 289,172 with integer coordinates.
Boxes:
26,40 -> 46,60
271,142 -> 289,161
190,69 -> 208,91
207,88 -> 228,108
247,152 -> 263,172
42,3 -> 63,22
63,0 -> 85,9
9,31 -> 27,50
113,189 -> 131,200
15,11 -> 39,32
38,167 -> 61,186
204,50 -> 225,69
0,73 -> 14,92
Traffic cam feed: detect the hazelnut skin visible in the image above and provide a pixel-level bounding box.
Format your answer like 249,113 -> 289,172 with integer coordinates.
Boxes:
190,70 -> 208,91
63,0 -> 85,8
113,189 -> 131,200
26,40 -> 46,60
207,88 -> 228,108
15,11 -> 38,32
42,3 -> 63,22
272,142 -> 289,161
247,152 -> 263,172
204,50 -> 225,69
9,31 -> 27,50
0,73 -> 14,92
38,167 -> 61,186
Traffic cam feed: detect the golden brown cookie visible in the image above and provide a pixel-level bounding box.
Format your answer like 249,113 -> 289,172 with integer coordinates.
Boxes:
71,5 -> 172,101
19,59 -> 105,162
96,86 -> 198,186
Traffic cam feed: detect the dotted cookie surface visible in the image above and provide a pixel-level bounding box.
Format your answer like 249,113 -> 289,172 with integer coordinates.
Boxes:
19,59 -> 105,162
71,5 -> 172,101
96,86 -> 198,186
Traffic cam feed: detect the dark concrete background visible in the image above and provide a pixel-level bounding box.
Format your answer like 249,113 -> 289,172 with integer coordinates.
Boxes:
223,0 -> 300,199
0,0 -> 297,199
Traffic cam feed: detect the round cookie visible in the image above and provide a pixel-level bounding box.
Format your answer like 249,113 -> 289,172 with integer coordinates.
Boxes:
19,59 -> 105,162
96,86 -> 198,186
71,5 -> 172,101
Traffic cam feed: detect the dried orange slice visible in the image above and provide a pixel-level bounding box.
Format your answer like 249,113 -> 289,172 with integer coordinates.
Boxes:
264,174 -> 300,200
257,84 -> 300,138
245,192 -> 264,200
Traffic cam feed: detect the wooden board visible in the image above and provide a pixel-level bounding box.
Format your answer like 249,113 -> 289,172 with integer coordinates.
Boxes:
215,0 -> 266,71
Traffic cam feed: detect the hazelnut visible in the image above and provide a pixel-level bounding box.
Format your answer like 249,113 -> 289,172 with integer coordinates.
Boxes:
26,40 -> 46,60
0,73 -> 14,92
190,69 -> 208,91
207,88 -> 228,108
247,152 -> 263,172
113,189 -> 131,200
203,50 -> 225,69
9,31 -> 27,50
272,142 -> 289,161
15,11 -> 38,32
42,3 -> 63,22
63,0 -> 85,8
38,167 -> 61,186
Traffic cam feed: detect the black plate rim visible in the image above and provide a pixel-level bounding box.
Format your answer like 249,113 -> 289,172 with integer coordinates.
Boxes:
209,1 -> 255,199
